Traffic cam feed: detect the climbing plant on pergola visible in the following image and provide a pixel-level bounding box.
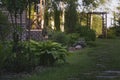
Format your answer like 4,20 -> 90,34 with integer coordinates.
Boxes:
87,12 -> 107,38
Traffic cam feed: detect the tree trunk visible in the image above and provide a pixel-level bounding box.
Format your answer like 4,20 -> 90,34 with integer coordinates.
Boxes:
20,13 -> 22,40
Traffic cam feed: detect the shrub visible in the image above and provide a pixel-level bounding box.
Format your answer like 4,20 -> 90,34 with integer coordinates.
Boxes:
4,52 -> 32,73
0,11 -> 11,41
76,26 -> 96,41
0,42 -> 12,72
4,42 -> 34,73
115,18 -> 120,36
67,33 -> 80,46
48,31 -> 67,45
115,26 -> 120,36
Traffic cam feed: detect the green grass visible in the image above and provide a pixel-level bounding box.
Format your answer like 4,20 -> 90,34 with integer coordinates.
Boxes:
21,38 -> 120,80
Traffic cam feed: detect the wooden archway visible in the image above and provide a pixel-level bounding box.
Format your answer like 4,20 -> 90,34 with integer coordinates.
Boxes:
87,12 -> 107,38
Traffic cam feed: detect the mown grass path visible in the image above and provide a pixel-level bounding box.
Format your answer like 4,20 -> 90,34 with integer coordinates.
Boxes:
22,38 -> 120,80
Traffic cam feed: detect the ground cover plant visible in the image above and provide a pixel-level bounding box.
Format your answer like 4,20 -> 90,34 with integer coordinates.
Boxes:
29,40 -> 68,66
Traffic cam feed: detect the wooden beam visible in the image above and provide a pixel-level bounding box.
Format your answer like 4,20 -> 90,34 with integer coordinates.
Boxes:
87,12 -> 107,15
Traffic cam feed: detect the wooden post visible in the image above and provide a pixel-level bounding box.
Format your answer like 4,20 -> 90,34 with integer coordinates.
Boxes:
87,13 -> 91,28
87,12 -> 107,38
105,14 -> 107,38
87,13 -> 89,27
102,14 -> 105,37
89,13 -> 91,28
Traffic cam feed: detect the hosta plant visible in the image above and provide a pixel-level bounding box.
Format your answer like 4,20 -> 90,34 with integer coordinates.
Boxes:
30,40 -> 69,66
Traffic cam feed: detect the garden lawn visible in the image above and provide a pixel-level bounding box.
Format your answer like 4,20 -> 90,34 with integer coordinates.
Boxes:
21,38 -> 120,80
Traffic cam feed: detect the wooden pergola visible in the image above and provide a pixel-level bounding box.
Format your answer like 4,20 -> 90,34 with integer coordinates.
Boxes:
87,12 -> 107,38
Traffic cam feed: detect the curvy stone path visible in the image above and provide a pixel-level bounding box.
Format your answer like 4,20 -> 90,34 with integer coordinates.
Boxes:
81,70 -> 120,80
96,70 -> 120,79
0,73 -> 30,80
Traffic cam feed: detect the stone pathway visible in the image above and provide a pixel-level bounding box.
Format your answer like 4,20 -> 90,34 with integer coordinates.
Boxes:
0,72 -> 31,80
96,70 -> 120,79
68,77 -> 80,80
82,70 -> 120,80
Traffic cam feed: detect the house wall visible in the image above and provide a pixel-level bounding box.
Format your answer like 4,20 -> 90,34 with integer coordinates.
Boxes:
0,7 -> 44,41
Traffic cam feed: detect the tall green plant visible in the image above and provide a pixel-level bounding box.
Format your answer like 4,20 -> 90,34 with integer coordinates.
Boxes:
0,43 -> 12,71
52,1 -> 61,31
0,11 -> 10,41
4,41 -> 36,73
76,26 -> 96,41
115,17 -> 120,36
49,31 -> 68,45
65,0 -> 78,33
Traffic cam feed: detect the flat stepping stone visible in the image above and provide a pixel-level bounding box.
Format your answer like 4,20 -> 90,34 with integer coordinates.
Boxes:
68,77 -> 79,80
82,70 -> 120,80
96,70 -> 120,79
96,76 -> 118,79
100,70 -> 120,76
103,70 -> 120,74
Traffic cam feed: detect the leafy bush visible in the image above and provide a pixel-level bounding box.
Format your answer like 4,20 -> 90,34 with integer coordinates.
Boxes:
67,33 -> 80,46
30,40 -> 68,66
48,31 -> 68,45
0,42 -> 12,71
115,18 -> 120,36
4,42 -> 34,73
115,26 -> 120,36
0,11 -> 11,41
76,26 -> 96,41
4,52 -> 32,73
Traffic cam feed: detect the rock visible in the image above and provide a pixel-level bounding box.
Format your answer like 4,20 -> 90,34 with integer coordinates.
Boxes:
75,45 -> 82,50
68,77 -> 80,80
103,70 -> 120,74
96,76 -> 118,79
73,38 -> 87,48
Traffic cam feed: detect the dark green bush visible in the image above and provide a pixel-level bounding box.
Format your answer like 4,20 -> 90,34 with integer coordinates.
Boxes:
0,42 -> 12,72
115,26 -> 120,36
0,11 -> 11,41
66,33 -> 80,46
115,18 -> 120,36
4,42 -> 34,73
4,52 -> 32,73
49,31 -> 68,45
76,26 -> 96,41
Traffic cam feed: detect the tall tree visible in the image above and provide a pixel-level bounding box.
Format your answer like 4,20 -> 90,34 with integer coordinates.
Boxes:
51,0 -> 61,31
65,0 -> 78,33
0,11 -> 10,41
